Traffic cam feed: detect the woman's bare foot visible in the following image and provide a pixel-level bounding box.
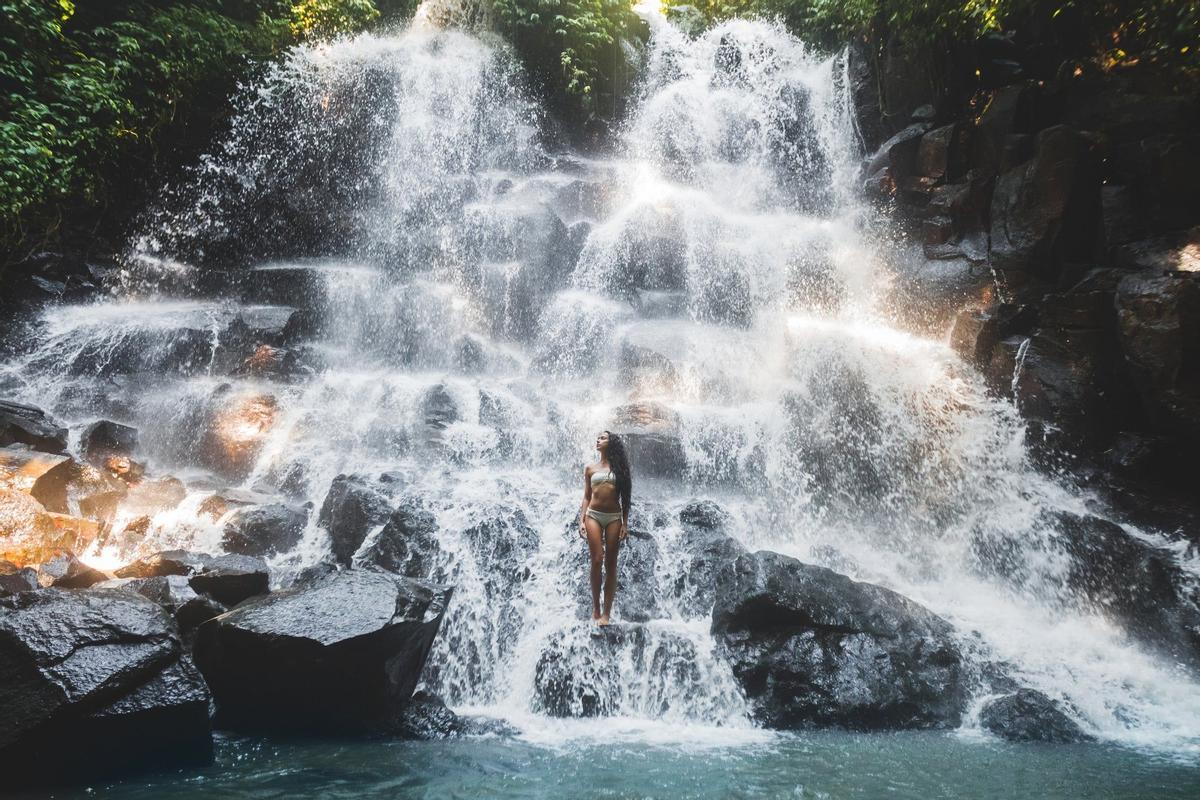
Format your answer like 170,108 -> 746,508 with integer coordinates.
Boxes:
592,610 -> 602,622
597,614 -> 610,626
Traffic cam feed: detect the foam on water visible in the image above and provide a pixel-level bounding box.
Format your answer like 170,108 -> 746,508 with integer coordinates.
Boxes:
4,4 -> 1200,757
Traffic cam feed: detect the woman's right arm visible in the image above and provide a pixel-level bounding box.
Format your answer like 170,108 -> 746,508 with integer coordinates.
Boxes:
578,466 -> 592,539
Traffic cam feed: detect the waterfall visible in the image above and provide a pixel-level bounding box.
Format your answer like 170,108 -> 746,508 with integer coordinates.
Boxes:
3,8 -> 1200,754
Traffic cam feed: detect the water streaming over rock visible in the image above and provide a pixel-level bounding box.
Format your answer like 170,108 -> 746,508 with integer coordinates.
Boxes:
3,9 -> 1200,755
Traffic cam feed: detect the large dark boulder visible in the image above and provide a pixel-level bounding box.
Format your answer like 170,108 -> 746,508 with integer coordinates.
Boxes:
1115,272 -> 1200,443
675,500 -> 748,612
115,550 -> 268,607
980,689 -> 1091,743
222,502 -> 310,557
0,626 -> 211,785
319,474 -> 393,566
1012,327 -> 1112,443
0,588 -> 179,750
80,420 -> 139,465
355,504 -> 441,578
0,400 -> 68,454
193,568 -> 452,732
711,551 -> 965,730
1054,511 -> 1200,664
989,125 -> 1101,280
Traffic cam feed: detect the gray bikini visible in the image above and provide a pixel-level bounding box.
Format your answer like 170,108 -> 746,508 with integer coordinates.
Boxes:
586,468 -> 623,527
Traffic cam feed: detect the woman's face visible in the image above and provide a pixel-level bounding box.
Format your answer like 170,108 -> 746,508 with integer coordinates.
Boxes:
595,431 -> 609,454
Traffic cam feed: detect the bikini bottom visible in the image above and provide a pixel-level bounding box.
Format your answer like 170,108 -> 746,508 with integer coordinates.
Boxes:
585,508 -> 623,527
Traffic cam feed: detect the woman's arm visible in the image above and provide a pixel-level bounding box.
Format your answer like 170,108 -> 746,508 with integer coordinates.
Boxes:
620,496 -> 629,541
578,466 -> 592,539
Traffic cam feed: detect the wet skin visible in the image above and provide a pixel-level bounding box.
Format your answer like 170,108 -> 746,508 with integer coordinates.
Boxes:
579,431 -> 628,625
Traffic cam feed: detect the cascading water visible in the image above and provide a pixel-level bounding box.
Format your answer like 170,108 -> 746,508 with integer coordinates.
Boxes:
4,6 -> 1200,760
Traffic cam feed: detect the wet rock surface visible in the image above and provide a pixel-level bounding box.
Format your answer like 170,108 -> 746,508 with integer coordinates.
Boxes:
355,503 -> 441,578
115,549 -> 269,607
1054,511 -> 1200,665
0,559 -> 39,595
0,587 -> 201,779
80,419 -> 139,464
193,567 -> 452,732
221,501 -> 310,557
390,690 -> 465,739
34,548 -> 107,588
0,400 -> 68,454
712,551 -> 965,730
319,474 -> 394,565
980,689 -> 1092,743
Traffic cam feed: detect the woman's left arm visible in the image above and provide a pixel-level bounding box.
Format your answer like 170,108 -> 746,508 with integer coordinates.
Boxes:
620,503 -> 629,541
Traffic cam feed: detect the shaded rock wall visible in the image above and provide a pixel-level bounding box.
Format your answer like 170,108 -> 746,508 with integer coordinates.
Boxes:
852,27 -> 1200,527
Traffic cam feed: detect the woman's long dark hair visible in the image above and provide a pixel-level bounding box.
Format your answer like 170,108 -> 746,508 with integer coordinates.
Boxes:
604,431 -> 633,512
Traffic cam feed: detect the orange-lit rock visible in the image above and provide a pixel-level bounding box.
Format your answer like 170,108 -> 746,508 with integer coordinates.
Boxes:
0,487 -> 70,567
199,392 -> 278,479
0,445 -> 73,512
47,512 -> 101,551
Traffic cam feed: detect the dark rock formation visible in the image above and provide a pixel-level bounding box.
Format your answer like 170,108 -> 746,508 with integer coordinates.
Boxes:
391,690 -> 464,739
980,689 -> 1091,743
1054,511 -> 1200,664
80,420 -> 139,465
355,504 -> 441,578
0,560 -> 38,595
0,400 -> 68,454
0,588 -> 196,769
675,500 -> 748,611
711,551 -> 964,730
193,568 -> 452,732
989,125 -> 1101,277
422,383 -> 459,431
0,587 -> 212,784
115,550 -> 268,607
1115,272 -> 1200,443
104,575 -> 228,633
34,549 -> 107,589
319,474 -> 393,565
221,502 -> 310,557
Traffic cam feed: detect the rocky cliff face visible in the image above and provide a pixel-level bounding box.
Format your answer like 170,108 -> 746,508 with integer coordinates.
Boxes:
851,33 -> 1200,538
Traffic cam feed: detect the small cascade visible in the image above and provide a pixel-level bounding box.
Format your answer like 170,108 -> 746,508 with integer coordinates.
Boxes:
3,7 -> 1200,756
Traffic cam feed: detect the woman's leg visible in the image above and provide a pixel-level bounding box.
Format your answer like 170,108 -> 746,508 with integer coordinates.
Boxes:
599,520 -> 622,625
584,515 -> 604,621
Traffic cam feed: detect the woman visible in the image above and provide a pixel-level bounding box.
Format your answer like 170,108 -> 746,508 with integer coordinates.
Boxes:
578,430 -> 632,625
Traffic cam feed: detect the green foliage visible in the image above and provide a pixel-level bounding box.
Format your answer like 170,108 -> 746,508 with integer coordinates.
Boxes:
0,0 -> 386,252
492,0 -> 647,117
291,0 -> 380,38
665,0 -> 1200,72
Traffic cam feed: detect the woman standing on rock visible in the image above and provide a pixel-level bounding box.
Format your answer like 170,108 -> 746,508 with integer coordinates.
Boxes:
578,430 -> 632,625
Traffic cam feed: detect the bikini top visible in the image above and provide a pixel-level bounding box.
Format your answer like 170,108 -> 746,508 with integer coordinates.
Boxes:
590,468 -> 616,486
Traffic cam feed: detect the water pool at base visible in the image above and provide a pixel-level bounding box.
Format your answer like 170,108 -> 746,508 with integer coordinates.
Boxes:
39,731 -> 1200,800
